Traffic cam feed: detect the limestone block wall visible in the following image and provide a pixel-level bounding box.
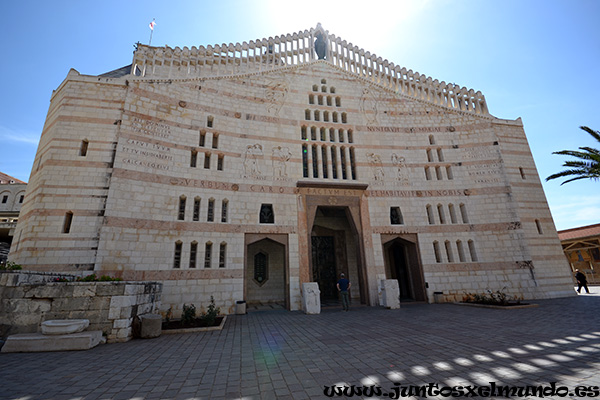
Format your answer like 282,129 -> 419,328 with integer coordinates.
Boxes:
0,271 -> 162,342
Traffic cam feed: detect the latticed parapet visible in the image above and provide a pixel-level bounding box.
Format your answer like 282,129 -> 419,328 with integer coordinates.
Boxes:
131,24 -> 489,115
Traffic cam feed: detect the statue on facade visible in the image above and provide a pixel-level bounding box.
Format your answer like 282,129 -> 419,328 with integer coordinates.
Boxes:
314,32 -> 327,60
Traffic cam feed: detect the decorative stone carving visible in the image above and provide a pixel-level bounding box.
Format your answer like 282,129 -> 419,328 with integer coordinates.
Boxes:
272,146 -> 292,177
391,153 -> 409,185
265,77 -> 290,116
367,153 -> 384,181
360,87 -> 379,126
380,280 -> 400,309
243,144 -> 263,178
302,282 -> 321,314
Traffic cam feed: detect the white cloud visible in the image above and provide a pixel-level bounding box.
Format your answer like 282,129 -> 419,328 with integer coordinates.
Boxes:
548,195 -> 600,230
0,125 -> 40,145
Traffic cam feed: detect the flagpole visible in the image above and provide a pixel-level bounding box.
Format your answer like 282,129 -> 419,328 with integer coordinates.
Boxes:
149,19 -> 155,46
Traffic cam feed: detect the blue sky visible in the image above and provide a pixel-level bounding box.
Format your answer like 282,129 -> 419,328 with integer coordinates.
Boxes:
1,0 -> 599,230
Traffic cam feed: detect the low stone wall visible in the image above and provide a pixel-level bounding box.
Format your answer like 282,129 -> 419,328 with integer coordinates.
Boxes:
0,271 -> 162,342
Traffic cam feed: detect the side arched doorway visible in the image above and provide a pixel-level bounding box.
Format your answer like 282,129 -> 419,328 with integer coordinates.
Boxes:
245,234 -> 289,309
382,235 -> 427,302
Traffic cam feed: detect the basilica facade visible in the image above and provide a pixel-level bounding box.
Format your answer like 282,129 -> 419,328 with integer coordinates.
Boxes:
9,25 -> 574,313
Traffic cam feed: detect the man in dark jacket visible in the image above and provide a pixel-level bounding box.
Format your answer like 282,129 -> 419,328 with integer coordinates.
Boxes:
575,269 -> 590,294
337,273 -> 351,311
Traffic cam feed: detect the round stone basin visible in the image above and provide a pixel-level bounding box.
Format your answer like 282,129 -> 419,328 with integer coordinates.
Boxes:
41,319 -> 90,335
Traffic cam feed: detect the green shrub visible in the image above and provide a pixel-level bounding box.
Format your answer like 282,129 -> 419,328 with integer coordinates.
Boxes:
0,261 -> 22,270
181,304 -> 196,325
200,296 -> 220,326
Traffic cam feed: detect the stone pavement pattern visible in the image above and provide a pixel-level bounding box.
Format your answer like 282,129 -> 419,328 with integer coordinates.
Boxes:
1,289 -> 599,400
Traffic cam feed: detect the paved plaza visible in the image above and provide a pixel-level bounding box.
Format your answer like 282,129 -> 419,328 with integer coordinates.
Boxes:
1,288 -> 600,400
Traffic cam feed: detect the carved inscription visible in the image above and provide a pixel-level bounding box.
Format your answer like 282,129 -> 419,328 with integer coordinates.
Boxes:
170,178 -> 233,190
131,117 -> 171,139
121,138 -> 172,171
369,189 -> 467,198
462,147 -> 499,160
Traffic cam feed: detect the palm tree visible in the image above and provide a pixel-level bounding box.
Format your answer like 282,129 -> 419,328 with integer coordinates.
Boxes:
546,126 -> 600,185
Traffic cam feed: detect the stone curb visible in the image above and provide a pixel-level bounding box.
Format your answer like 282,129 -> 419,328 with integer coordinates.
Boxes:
160,315 -> 227,334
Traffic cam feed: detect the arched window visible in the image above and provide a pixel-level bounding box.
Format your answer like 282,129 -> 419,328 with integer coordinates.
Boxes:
219,242 -> 227,268
193,197 -> 201,221
433,241 -> 441,263
207,115 -> 214,128
189,241 -> 198,268
468,240 -> 478,262
456,240 -> 466,262
309,94 -> 314,104
437,204 -> 446,224
426,204 -> 435,224
429,135 -> 435,145
535,219 -> 543,234
207,198 -> 215,222
173,241 -> 182,268
460,203 -> 469,223
221,199 -> 228,223
204,242 -> 213,268
178,196 -> 186,221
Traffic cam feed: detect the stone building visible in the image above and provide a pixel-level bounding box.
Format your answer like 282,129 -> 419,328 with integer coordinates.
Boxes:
0,172 -> 26,263
9,25 -> 574,314
558,223 -> 600,285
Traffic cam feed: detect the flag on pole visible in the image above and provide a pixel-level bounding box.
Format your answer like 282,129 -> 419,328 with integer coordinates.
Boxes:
149,20 -> 156,30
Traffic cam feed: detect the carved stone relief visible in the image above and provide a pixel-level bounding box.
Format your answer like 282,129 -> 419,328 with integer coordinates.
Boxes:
272,146 -> 292,178
391,153 -> 410,185
265,76 -> 290,116
367,152 -> 384,181
243,144 -> 264,178
359,86 -> 379,126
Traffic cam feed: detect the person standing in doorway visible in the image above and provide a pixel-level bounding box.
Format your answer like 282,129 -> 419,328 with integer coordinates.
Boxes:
337,273 -> 351,311
575,269 -> 590,294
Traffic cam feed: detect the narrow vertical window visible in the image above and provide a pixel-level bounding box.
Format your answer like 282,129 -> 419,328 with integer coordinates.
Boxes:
311,126 -> 317,140
426,204 -> 435,225
323,111 -> 329,122
207,198 -> 215,222
207,115 -> 214,128
62,211 -> 74,233
320,127 -> 326,141
321,147 -> 328,179
435,166 -> 443,180
329,128 -> 335,142
460,203 -> 469,224
217,154 -> 224,171
429,135 -> 435,145
433,241 -> 442,263
221,199 -> 228,223
204,153 -> 211,169
341,112 -> 347,123
426,149 -> 434,162
347,130 -> 354,143
212,134 -> 219,149
331,146 -> 338,179
199,130 -> 206,147
312,85 -> 318,91
335,96 -> 341,107
309,94 -> 314,104
1,195 -> 8,204
189,242 -> 198,268
340,146 -> 347,179
219,243 -> 226,268
349,147 -> 357,180
332,112 -> 338,123
79,140 -> 89,157
390,207 -> 403,225
259,204 -> 274,223
327,96 -> 332,106
19,195 -> 24,204
314,110 -> 320,121
446,166 -> 453,180
204,242 -> 212,268
330,87 -> 335,94
178,196 -> 186,221
468,240 -> 478,262
535,219 -> 543,234
305,109 -> 311,120
445,240 -> 454,262
457,240 -> 466,262
318,95 -> 323,105
425,167 -> 432,181
302,145 -> 309,177
312,145 -> 319,178
338,129 -> 345,142
321,85 -> 327,93
448,204 -> 457,224
519,167 -> 526,179
437,204 -> 446,224
302,126 -> 308,140
437,148 -> 444,162
193,197 -> 200,221
190,150 -> 198,167
173,241 -> 182,268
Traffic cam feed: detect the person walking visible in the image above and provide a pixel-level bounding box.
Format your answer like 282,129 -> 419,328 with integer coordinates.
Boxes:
575,269 -> 590,294
337,273 -> 351,311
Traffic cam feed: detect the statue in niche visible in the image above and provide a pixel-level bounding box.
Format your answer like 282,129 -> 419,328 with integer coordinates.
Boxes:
391,153 -> 410,185
359,87 -> 379,126
314,32 -> 327,60
243,144 -> 263,177
272,146 -> 292,177
367,152 -> 385,181
265,77 -> 290,116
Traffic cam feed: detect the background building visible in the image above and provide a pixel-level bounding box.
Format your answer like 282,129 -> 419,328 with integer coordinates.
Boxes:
9,25 -> 574,314
558,223 -> 600,285
0,172 -> 26,263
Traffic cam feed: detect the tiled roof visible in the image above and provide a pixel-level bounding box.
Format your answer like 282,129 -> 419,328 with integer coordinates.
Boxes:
0,172 -> 26,185
558,223 -> 600,241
